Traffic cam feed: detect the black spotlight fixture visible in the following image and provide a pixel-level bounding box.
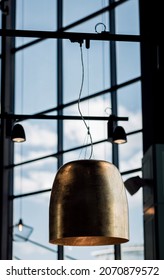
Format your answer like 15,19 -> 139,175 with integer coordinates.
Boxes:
124,176 -> 152,196
107,114 -> 128,144
11,123 -> 26,143
113,125 -> 127,144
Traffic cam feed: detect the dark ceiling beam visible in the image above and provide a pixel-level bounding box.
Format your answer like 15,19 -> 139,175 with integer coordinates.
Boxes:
0,29 -> 141,42
0,113 -> 128,122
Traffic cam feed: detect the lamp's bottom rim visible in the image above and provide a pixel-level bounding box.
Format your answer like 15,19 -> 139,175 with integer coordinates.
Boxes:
49,236 -> 129,246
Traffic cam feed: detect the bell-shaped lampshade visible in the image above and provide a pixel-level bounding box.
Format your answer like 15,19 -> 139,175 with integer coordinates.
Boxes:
11,123 -> 26,142
113,126 -> 127,144
49,159 -> 129,246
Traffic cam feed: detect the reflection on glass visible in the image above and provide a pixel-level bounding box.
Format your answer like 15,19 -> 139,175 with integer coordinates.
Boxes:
13,193 -> 58,260
13,157 -> 57,195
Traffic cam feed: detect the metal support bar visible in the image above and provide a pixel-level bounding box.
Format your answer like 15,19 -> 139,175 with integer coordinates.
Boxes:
0,0 -> 16,260
108,114 -> 129,122
0,29 -> 142,42
0,113 -> 128,122
57,0 -> 64,260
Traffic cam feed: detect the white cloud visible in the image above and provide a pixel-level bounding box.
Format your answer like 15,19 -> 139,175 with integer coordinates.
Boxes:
24,122 -> 57,148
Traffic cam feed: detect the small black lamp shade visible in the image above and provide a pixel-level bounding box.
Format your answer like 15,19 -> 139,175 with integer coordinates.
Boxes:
113,126 -> 127,144
124,176 -> 151,196
11,124 -> 26,142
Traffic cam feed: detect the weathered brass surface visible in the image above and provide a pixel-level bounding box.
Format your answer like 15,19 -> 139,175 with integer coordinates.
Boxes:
49,159 -> 129,246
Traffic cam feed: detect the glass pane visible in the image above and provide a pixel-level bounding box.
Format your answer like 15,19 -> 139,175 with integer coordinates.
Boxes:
13,193 -> 58,259
93,141 -> 112,161
119,132 -> 143,173
63,94 -> 111,152
13,119 -> 57,163
63,0 -> 108,26
64,244 -> 114,260
16,0 -> 56,31
15,40 -> 56,114
63,141 -> 112,164
117,81 -> 142,132
65,12 -> 109,34
115,0 -> 139,35
13,157 -> 57,195
13,242 -> 57,260
116,42 -> 140,84
63,40 -> 110,103
16,0 -> 56,46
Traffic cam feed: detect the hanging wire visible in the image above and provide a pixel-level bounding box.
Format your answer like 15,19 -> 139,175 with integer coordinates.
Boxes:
19,0 -> 24,222
100,0 -> 108,159
78,43 -> 93,159
78,133 -> 88,160
86,44 -> 90,123
79,134 -> 88,159
86,49 -> 95,159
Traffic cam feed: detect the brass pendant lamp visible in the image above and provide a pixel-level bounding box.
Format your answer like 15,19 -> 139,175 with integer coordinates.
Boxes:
49,42 -> 129,247
49,159 -> 129,246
